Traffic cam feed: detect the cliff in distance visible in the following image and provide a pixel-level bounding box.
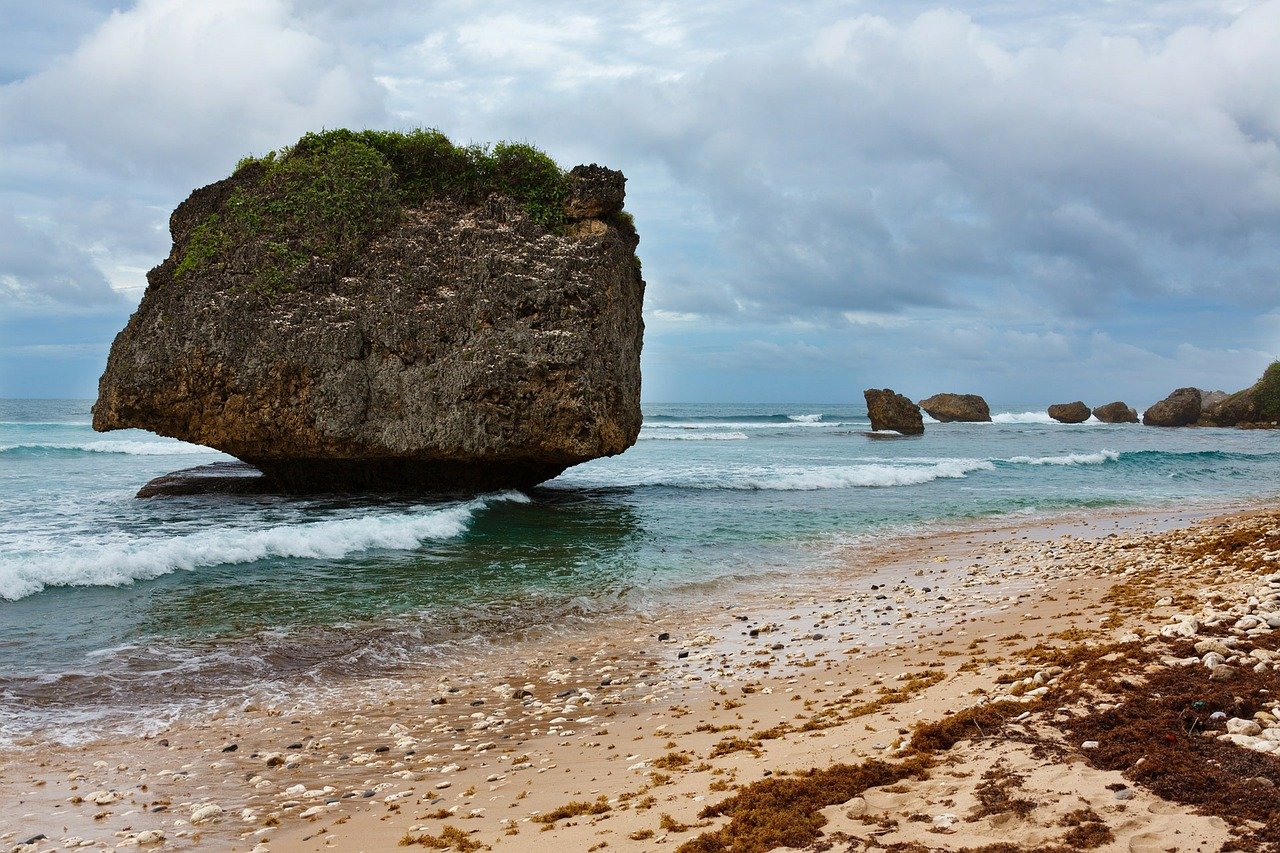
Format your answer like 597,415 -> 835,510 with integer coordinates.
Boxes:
94,129 -> 645,492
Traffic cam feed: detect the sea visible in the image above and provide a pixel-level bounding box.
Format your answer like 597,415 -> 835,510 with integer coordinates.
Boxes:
1,398 -> 1277,746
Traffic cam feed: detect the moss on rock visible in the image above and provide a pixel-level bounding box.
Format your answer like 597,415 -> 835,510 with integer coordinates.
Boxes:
176,128 -> 573,293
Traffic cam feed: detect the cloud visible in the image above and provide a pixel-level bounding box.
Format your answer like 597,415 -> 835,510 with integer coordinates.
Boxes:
0,209 -> 124,308
0,0 -> 387,181
555,5 -> 1280,323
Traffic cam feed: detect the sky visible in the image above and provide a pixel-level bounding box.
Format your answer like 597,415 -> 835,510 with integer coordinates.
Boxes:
1,0 -> 1278,405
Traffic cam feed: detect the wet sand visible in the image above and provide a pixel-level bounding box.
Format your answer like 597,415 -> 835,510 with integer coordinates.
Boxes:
3,501 -> 1278,852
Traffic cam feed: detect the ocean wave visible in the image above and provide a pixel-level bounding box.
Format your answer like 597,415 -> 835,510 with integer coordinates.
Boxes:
0,492 -> 529,601
640,420 -> 858,431
638,431 -> 749,441
0,420 -> 93,426
991,411 -> 1057,424
0,440 -> 223,456
787,413 -> 823,422
1007,450 -> 1120,466
559,460 -> 994,491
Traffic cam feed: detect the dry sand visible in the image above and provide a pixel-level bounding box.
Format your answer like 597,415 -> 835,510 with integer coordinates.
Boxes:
3,502 -> 1278,853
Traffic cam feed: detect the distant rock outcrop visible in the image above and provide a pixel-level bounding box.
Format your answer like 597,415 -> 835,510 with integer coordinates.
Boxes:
919,393 -> 991,423
864,389 -> 924,435
94,129 -> 645,493
1047,401 -> 1091,423
1200,363 -> 1280,428
1092,401 -> 1138,424
1143,388 -> 1202,427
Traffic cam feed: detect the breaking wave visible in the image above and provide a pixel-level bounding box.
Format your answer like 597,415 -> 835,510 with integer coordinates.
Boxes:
1007,450 -> 1121,466
0,493 -> 529,601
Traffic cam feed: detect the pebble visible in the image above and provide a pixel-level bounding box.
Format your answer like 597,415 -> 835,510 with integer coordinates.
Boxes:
1080,740 -> 1100,750
190,803 -> 223,824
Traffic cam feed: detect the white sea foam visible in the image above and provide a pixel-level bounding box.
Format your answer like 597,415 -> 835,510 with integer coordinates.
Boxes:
1007,450 -> 1120,466
991,411 -> 1057,424
787,413 -> 823,422
0,440 -> 224,456
640,420 -> 855,430
558,460 -> 994,491
638,431 -> 749,441
0,493 -> 528,601
725,460 -> 994,490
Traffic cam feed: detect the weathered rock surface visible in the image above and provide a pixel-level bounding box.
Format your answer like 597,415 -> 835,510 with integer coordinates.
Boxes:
94,149 -> 644,493
919,393 -> 991,422
1047,401 -> 1091,424
1091,401 -> 1138,424
864,389 -> 924,435
1143,387 -> 1202,427
1200,363 -> 1280,428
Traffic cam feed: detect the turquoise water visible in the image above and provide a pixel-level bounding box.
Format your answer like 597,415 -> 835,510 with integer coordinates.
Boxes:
1,398 -> 1277,742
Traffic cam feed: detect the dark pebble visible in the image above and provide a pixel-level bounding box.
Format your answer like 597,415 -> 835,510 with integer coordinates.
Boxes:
678,651 -> 689,659
771,643 -> 784,650
431,697 -> 446,705
362,789 -> 375,798
470,699 -> 485,706
556,688 -> 576,698
158,739 -> 169,747
221,743 -> 238,753
288,743 -> 303,749
23,835 -> 48,845
568,655 -> 579,662
657,632 -> 670,641
375,746 -> 390,753
749,629 -> 759,638
811,633 -> 824,640
151,805 -> 167,813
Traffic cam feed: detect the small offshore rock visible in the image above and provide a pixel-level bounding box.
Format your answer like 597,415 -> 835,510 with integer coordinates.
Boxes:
1092,401 -> 1139,423
1048,401 -> 1091,423
918,393 -> 991,422
1143,387 -> 1202,427
864,388 -> 924,435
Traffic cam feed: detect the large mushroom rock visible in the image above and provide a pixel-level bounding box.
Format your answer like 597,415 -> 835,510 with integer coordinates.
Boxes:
918,393 -> 991,422
864,389 -> 924,435
1092,401 -> 1138,424
94,130 -> 645,493
1200,362 -> 1280,428
1142,387 -> 1202,427
1047,401 -> 1091,423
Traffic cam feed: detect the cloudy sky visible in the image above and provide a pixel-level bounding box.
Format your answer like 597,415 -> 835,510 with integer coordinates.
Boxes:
2,0 -> 1278,404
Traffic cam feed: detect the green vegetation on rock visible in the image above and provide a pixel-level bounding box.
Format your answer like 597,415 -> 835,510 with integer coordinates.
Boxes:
176,129 -> 572,293
1254,361 -> 1280,420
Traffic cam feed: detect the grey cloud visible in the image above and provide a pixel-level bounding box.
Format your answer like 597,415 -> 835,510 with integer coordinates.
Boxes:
0,0 -> 388,183
0,209 -> 124,307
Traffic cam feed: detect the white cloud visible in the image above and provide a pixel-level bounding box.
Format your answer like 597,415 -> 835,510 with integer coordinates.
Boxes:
0,0 -> 387,181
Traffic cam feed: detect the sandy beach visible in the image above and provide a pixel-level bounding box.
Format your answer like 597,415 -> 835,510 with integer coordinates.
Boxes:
4,501 -> 1279,853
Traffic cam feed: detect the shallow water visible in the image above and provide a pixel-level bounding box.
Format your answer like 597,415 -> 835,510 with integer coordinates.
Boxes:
1,398 -> 1277,743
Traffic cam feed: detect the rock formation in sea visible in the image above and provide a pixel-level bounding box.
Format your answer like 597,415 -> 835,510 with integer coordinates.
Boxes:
864,389 -> 924,435
93,129 -> 645,492
918,393 -> 991,422
1199,362 -> 1280,429
1047,401 -> 1091,424
1091,401 -> 1139,424
1142,387 -> 1202,427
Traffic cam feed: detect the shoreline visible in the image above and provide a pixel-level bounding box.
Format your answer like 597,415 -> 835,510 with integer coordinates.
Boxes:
2,498 -> 1278,852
